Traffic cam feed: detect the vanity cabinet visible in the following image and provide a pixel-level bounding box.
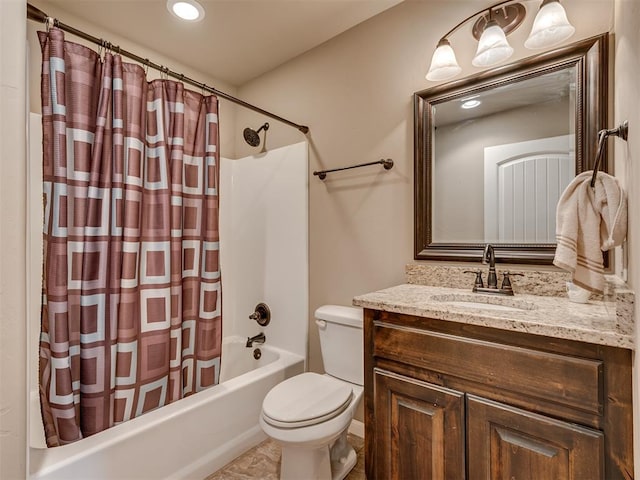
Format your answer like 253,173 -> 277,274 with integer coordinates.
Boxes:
364,309 -> 633,479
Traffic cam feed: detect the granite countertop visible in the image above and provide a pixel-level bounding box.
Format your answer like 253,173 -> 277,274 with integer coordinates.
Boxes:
353,284 -> 634,349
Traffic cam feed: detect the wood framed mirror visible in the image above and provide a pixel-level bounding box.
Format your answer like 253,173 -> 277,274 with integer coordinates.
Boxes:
414,34 -> 608,264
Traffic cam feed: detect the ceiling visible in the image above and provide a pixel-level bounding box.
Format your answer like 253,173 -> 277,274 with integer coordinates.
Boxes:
35,0 -> 404,86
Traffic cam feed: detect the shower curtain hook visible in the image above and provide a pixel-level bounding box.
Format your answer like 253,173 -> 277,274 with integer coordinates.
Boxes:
98,39 -> 107,61
143,59 -> 149,76
45,16 -> 54,32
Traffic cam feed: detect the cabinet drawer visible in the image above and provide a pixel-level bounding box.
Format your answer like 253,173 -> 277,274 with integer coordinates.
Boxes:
374,322 -> 603,415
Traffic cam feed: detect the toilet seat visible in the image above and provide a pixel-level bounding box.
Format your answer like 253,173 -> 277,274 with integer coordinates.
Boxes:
262,372 -> 353,429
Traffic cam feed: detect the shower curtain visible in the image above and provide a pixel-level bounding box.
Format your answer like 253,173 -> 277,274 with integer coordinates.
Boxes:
38,28 -> 222,447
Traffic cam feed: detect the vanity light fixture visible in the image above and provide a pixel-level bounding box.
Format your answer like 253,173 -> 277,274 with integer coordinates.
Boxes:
167,0 -> 205,22
426,0 -> 575,82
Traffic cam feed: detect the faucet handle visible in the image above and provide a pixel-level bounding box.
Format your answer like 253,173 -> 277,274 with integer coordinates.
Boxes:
249,303 -> 271,326
464,270 -> 484,290
501,271 -> 524,290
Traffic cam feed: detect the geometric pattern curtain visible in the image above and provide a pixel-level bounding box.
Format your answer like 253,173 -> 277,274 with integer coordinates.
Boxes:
38,28 -> 222,447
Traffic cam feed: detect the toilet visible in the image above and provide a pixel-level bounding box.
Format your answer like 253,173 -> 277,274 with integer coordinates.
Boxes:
259,305 -> 364,480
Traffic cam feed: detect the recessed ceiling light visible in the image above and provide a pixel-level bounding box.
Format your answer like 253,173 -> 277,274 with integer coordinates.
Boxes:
167,0 -> 205,22
461,99 -> 482,109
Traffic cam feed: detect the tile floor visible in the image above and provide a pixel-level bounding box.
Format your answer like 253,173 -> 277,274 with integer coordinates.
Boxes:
205,434 -> 365,480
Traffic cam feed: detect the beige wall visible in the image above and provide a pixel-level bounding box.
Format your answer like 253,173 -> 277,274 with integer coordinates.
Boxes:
0,1 -> 27,478
27,0 -> 239,159
234,0 -> 614,393
613,1 -> 640,476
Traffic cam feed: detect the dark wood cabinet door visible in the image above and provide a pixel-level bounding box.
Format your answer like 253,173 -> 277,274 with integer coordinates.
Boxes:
467,395 -> 604,480
373,368 -> 465,480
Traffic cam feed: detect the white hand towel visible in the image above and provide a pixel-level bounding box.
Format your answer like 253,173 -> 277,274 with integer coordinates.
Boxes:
553,170 -> 627,293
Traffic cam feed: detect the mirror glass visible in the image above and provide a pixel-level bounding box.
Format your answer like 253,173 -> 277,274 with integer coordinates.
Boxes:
432,67 -> 576,244
414,35 -> 607,263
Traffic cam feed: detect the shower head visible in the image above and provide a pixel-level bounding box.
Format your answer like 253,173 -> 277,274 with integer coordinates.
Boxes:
243,122 -> 269,147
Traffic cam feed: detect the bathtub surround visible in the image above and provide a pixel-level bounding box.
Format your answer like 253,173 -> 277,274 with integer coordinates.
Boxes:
219,142 -> 308,359
38,28 -> 222,445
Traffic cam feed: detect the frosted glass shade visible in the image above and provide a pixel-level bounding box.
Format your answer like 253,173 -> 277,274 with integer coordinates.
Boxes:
426,39 -> 462,81
472,21 -> 514,67
524,0 -> 575,49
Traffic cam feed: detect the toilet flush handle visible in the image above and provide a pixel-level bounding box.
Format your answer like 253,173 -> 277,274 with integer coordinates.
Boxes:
315,319 -> 327,329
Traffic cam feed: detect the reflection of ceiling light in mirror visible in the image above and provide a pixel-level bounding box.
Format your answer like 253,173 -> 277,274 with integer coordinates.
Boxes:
461,99 -> 482,109
167,0 -> 205,21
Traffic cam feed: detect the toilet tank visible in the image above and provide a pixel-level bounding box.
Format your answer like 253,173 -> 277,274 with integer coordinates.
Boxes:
315,305 -> 363,386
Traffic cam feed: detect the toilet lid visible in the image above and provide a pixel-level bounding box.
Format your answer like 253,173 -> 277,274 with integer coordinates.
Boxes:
262,372 -> 353,428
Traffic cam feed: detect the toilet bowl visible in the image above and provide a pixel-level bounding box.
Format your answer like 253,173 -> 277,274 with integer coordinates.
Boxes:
259,305 -> 363,480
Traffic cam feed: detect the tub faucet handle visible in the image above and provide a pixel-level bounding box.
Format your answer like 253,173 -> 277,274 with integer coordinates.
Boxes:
249,303 -> 271,326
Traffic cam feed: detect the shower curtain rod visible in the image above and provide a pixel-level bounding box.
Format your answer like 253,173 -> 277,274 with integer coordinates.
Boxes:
26,3 -> 310,134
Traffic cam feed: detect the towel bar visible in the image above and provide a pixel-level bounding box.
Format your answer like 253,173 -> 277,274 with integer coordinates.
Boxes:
590,121 -> 629,187
313,159 -> 393,180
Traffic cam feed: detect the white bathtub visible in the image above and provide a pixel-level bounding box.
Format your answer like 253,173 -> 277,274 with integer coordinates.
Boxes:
29,336 -> 304,480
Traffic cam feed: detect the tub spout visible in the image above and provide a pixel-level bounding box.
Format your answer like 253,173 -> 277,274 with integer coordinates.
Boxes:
246,332 -> 266,348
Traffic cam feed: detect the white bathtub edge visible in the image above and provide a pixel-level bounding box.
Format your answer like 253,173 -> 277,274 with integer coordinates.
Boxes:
29,343 -> 305,480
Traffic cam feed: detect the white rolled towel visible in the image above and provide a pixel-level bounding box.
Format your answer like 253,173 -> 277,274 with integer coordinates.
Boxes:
553,170 -> 627,293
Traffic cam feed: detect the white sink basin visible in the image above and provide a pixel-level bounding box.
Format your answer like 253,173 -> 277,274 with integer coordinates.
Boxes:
430,294 -> 536,312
